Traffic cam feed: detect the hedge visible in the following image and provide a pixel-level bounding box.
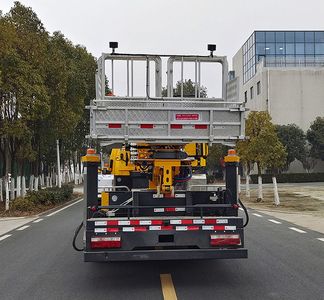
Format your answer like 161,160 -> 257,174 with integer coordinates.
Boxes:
11,184 -> 74,211
250,173 -> 324,184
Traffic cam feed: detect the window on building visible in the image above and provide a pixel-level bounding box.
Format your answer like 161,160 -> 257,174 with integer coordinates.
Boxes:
257,81 -> 261,95
250,86 -> 254,99
244,91 -> 248,102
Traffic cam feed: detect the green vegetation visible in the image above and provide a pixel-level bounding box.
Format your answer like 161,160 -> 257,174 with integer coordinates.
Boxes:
11,184 -> 74,211
0,2 -> 96,178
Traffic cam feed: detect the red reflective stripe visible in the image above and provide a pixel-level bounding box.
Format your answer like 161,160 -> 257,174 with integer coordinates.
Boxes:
107,228 -> 119,232
165,208 -> 176,212
140,124 -> 154,129
107,220 -> 118,226
134,227 -> 147,232
205,219 -> 216,224
195,124 -> 208,129
108,124 -> 122,128
181,219 -> 193,225
152,220 -> 163,225
187,226 -> 200,231
130,220 -> 140,225
171,124 -> 183,129
214,225 -> 225,230
161,226 -> 173,231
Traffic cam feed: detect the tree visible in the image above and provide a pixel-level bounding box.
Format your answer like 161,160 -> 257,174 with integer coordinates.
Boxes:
206,144 -> 228,177
237,112 -> 287,204
162,79 -> 207,98
306,117 -> 324,161
275,124 -> 306,170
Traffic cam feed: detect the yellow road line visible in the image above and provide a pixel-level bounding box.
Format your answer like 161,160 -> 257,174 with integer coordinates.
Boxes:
160,274 -> 178,300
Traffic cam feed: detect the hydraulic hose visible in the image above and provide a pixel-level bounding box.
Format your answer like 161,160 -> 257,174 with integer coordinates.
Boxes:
72,222 -> 84,252
238,198 -> 249,228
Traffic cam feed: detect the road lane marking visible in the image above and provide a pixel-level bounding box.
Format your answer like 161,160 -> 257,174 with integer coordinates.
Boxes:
268,219 -> 281,224
160,274 -> 177,300
47,198 -> 83,217
289,227 -> 306,233
16,225 -> 30,231
252,213 -> 263,218
317,238 -> 324,242
0,234 -> 12,241
33,218 -> 43,223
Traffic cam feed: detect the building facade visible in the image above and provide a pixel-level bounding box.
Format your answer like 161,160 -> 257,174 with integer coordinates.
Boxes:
232,31 -> 324,172
233,31 -> 324,131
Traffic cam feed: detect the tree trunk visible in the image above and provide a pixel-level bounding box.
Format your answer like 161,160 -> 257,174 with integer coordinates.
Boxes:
257,163 -> 263,202
272,176 -> 280,206
245,173 -> 250,198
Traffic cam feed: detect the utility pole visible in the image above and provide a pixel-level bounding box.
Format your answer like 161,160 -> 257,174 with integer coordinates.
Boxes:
56,140 -> 62,188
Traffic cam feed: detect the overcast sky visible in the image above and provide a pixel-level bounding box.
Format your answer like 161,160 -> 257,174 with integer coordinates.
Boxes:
2,0 -> 324,97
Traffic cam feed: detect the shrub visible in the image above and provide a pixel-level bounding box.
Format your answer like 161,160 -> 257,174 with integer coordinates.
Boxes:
12,184 -> 75,211
250,173 -> 324,184
11,197 -> 35,211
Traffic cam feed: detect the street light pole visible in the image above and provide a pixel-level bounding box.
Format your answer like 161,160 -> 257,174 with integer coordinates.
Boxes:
56,139 -> 62,188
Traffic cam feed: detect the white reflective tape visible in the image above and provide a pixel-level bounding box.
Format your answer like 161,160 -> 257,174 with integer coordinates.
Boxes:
175,194 -> 186,198
139,220 -> 152,225
149,226 -> 161,231
176,226 -> 188,231
94,228 -> 107,233
202,226 -> 214,230
118,220 -> 130,226
175,207 -> 186,212
122,227 -> 135,232
225,226 -> 236,231
95,221 -> 107,226
170,220 -> 182,225
193,219 -> 205,224
216,219 -> 228,224
154,208 -> 164,213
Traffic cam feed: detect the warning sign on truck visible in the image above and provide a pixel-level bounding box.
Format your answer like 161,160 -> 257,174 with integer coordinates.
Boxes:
175,113 -> 200,121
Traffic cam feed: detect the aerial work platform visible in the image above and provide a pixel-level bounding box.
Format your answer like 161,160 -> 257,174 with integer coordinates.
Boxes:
88,45 -> 245,145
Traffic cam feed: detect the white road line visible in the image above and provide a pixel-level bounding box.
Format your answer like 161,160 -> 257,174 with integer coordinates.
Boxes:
0,234 -> 12,241
289,227 -> 306,233
268,219 -> 282,224
16,225 -> 30,231
239,207 -> 244,211
317,238 -> 324,242
33,218 -> 43,223
252,213 -> 263,218
47,198 -> 83,217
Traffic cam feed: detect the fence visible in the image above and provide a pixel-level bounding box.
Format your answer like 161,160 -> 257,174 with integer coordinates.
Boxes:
0,164 -> 83,211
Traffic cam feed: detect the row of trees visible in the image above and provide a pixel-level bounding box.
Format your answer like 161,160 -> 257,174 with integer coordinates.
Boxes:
0,2 -> 97,179
237,112 -> 324,204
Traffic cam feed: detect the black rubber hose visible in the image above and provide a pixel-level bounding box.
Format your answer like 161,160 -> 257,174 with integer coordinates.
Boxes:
238,198 -> 249,227
72,222 -> 84,252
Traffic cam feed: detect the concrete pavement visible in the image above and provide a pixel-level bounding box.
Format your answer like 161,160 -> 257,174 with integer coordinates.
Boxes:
0,199 -> 324,299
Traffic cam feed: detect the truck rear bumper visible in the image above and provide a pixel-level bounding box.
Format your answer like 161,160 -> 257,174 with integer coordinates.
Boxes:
84,248 -> 248,262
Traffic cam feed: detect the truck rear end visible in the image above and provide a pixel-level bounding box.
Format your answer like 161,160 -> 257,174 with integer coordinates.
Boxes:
75,44 -> 248,262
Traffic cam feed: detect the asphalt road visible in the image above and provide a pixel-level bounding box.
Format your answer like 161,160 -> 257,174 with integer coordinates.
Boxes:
1,200 -> 324,300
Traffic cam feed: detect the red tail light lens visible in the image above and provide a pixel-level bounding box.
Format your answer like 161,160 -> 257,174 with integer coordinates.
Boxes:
210,234 -> 241,246
91,236 -> 121,249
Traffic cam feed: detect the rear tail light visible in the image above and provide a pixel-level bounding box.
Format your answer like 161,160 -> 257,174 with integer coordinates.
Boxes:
91,236 -> 121,249
210,234 -> 241,246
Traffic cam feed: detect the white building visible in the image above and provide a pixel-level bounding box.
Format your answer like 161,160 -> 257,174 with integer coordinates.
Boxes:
232,31 -> 324,172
